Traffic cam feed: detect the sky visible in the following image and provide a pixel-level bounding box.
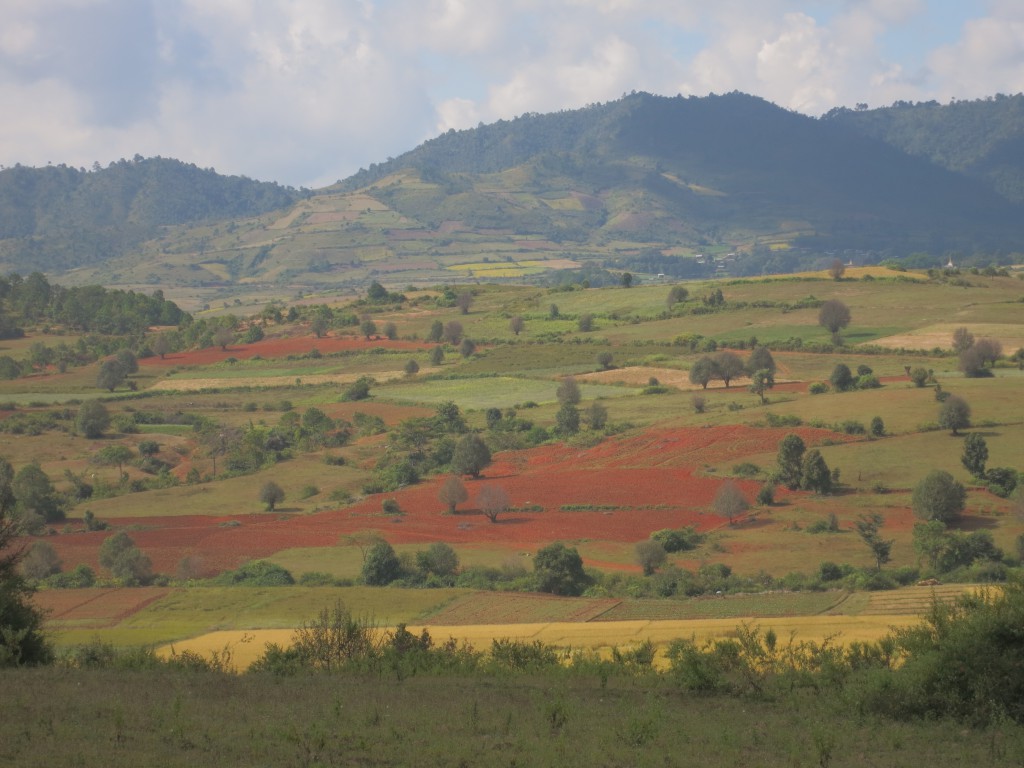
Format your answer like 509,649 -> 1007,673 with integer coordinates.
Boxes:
1,0 -> 1022,189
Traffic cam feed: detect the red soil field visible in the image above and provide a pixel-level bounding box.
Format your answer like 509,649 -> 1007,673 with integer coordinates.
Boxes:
139,333 -> 431,368
35,425 -> 865,577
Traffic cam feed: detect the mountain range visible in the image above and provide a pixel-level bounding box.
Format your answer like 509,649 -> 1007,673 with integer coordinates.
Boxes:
2,92 -> 1022,294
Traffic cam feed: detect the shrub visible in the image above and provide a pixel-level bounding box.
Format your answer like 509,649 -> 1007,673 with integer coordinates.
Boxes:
808,381 -> 829,395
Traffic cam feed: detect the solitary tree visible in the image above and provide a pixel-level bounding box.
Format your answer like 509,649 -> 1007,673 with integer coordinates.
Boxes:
360,318 -> 377,339
818,299 -> 851,344
620,272 -> 633,288
362,540 -> 402,585
577,313 -> 594,332
952,327 -> 975,354
666,285 -> 688,309
476,484 -> 510,523
443,320 -> 464,345
912,470 -> 966,523
96,359 -> 126,392
456,292 -> 473,315
534,542 -> 590,596
93,444 -> 134,481
556,403 -> 581,435
459,338 -> 476,357
212,325 -> 234,351
403,359 -> 420,377
689,356 -> 716,389
855,513 -> 893,571
714,480 -> 749,525
98,531 -> 152,585
585,401 -> 608,431
152,333 -> 171,360
75,401 -> 110,438
509,316 -> 525,336
635,540 -> 668,575
747,345 -> 776,375
260,481 -> 285,512
829,363 -> 854,391
451,434 -> 491,478
749,369 -> 775,404
939,395 -> 971,436
776,433 -> 806,490
556,376 -> 581,405
597,351 -> 614,370
828,258 -> 846,280
429,346 -> 445,365
415,542 -> 459,583
382,322 -> 398,340
799,449 -> 832,494
427,320 -> 444,343
961,433 -> 988,478
438,475 -> 468,514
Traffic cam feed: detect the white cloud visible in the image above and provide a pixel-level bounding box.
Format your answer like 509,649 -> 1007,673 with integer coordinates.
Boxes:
0,1 -> 1019,186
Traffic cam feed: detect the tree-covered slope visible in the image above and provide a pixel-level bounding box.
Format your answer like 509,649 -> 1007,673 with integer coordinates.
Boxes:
824,94 -> 1024,204
0,157 -> 304,273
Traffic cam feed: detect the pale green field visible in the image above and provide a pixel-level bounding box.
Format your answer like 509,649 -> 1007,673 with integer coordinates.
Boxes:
380,376 -> 638,409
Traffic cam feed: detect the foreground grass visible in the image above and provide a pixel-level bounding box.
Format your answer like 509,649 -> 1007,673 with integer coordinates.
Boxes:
1,667 -> 1020,767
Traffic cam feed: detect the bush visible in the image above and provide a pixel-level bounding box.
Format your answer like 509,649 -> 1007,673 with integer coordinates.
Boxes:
215,560 -> 294,586
808,382 -> 829,395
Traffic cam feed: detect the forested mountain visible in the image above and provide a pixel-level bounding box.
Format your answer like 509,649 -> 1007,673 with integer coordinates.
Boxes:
3,93 -> 1023,294
824,94 -> 1024,204
0,157 -> 304,273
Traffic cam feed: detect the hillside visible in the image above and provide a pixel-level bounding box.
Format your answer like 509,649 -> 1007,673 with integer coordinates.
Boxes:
825,94 -> 1024,204
5,93 -> 1024,301
0,157 -> 304,273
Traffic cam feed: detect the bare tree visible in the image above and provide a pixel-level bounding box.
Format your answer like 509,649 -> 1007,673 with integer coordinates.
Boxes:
818,300 -> 851,344
438,475 -> 469,514
477,485 -> 510,523
713,480 -> 749,525
509,316 -> 525,336
828,259 -> 846,280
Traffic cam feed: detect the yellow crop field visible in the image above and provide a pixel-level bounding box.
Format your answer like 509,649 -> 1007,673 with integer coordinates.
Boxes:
159,614 -> 921,671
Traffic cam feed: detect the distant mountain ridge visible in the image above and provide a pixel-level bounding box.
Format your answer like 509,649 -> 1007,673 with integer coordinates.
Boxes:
2,92 -> 1023,291
0,156 -> 303,273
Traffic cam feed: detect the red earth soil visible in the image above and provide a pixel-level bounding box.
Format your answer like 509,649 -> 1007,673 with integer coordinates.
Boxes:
36,425 -> 869,576
139,334 -> 432,368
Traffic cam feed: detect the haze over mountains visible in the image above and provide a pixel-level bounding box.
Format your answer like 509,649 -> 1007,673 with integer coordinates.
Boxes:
2,92 -> 1022,293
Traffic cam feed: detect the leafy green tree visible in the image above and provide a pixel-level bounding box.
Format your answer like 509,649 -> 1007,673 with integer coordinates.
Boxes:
534,542 -> 590,596
909,367 -> 930,387
597,351 -> 613,369
938,395 -> 971,436
1,459 -> 52,666
96,359 -> 126,391
459,338 -> 476,357
434,401 -> 467,433
415,542 -> 459,583
13,463 -> 64,527
212,325 -> 234,351
634,540 -> 668,576
403,359 -> 419,376
429,346 -> 445,365
75,401 -> 110,438
952,327 -> 975,354
555,403 -> 580,435
688,356 -> 716,389
367,281 -> 388,302
585,401 -> 608,430
20,541 -> 61,580
115,349 -> 138,375
260,481 -> 285,512
426,320 -> 444,342
360,318 -> 377,339
382,322 -> 397,340
152,333 -> 171,359
776,433 -> 806,490
93,444 -> 134,481
855,513 -> 892,571
362,540 -> 402,586
311,315 -> 330,338
451,434 -> 491,478
713,480 -> 749,525
749,369 -> 774,404
666,285 -> 688,309
746,345 -> 776,375
870,416 -> 885,437
556,376 -> 581,405
961,433 -> 988,478
800,449 -> 832,494
443,320 -> 463,345
577,313 -> 594,332
912,470 -> 966,523
818,299 -> 851,344
713,351 -> 744,388
98,532 -> 153,585
438,475 -> 468,514
829,363 -> 853,391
